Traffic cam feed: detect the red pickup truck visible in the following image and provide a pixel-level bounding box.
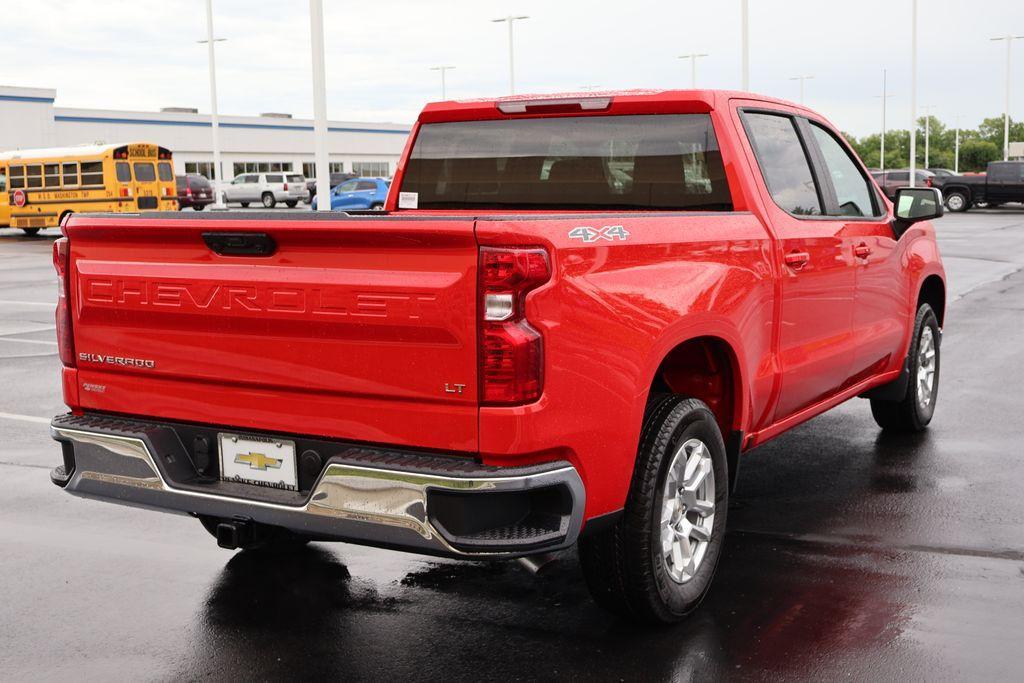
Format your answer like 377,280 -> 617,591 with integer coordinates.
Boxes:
49,90 -> 946,624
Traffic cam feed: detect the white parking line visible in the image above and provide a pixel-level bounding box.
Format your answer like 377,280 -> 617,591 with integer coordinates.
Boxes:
0,412 -> 51,425
0,300 -> 53,307
0,338 -> 58,346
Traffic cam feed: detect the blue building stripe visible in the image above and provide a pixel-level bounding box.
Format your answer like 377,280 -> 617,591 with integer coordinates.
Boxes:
53,114 -> 409,135
0,95 -> 56,103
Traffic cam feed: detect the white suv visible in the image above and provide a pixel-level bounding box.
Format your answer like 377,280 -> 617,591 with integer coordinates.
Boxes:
224,172 -> 307,208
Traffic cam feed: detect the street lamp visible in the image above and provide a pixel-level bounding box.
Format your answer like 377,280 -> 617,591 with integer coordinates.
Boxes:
198,0 -> 226,209
991,34 -> 1024,161
954,114 -> 961,174
740,0 -> 749,90
492,15 -> 529,95
429,66 -> 456,100
788,75 -> 814,105
678,53 -> 709,89
309,0 -> 331,212
874,69 -> 895,171
920,105 -> 937,168
910,0 -> 918,186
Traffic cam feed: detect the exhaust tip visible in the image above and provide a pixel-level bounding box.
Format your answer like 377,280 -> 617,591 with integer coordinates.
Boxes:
516,552 -> 560,575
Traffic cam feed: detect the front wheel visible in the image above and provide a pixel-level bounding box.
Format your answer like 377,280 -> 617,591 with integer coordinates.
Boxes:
870,304 -> 940,432
193,204 -> 205,211
21,228 -> 41,236
945,191 -> 970,212
579,396 -> 728,624
262,193 -> 277,209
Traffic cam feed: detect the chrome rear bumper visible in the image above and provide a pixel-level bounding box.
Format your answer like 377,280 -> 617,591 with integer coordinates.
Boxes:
50,414 -> 585,558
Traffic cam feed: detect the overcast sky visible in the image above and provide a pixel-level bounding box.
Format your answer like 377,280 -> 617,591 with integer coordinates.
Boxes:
1,0 -> 1021,137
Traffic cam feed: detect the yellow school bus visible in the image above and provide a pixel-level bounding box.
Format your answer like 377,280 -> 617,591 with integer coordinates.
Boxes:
0,142 -> 177,235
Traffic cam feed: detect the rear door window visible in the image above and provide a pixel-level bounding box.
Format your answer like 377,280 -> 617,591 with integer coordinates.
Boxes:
401,113 -> 732,210
356,180 -> 377,191
44,163 -> 61,188
133,162 -> 156,182
742,112 -> 822,216
157,162 -> 173,182
266,174 -> 283,184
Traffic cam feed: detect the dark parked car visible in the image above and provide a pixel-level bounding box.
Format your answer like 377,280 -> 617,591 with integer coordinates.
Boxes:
176,174 -> 215,211
927,168 -> 956,177
931,161 -> 1024,212
870,169 -> 935,201
306,172 -> 356,203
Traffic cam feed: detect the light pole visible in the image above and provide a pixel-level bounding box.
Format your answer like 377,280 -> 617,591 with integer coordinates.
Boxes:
429,66 -> 456,100
991,35 -> 1024,160
309,0 -> 331,212
678,53 -> 709,88
921,105 -> 936,168
789,75 -> 814,105
875,69 -> 895,171
492,15 -> 529,95
910,0 -> 918,186
741,0 -> 749,90
198,0 -> 226,209
954,115 -> 961,174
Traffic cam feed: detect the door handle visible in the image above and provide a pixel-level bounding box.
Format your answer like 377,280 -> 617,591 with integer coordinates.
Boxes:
854,242 -> 872,259
784,250 -> 810,269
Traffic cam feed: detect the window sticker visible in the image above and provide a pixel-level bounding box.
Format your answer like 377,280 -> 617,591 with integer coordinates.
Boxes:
398,191 -> 419,209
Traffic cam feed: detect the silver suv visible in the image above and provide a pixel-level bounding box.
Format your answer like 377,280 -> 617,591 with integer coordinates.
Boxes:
224,172 -> 307,208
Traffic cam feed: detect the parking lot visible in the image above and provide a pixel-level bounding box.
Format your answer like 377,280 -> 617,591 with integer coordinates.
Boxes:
1,210 -> 1023,680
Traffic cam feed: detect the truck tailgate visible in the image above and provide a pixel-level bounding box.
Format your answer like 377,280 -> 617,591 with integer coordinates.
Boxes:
65,215 -> 479,451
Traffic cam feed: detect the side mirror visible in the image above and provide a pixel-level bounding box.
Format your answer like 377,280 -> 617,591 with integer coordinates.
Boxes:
893,186 -> 943,236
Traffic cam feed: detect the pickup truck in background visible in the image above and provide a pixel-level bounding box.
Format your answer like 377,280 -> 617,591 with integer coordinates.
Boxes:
49,90 -> 947,624
931,160 -> 1024,211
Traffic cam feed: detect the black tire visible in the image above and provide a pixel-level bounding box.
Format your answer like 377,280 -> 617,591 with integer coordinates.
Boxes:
285,201 -> 298,208
239,202 -> 250,208
193,204 -> 205,211
579,395 -> 729,624
370,203 -> 384,211
945,191 -> 970,212
870,304 -> 940,432
21,228 -> 41,236
199,516 -> 310,553
262,193 -> 277,209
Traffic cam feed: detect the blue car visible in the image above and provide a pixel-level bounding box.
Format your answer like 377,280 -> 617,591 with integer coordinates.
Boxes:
311,177 -> 389,211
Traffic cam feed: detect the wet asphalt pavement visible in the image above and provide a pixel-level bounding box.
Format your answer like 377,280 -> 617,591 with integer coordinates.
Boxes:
1,211 -> 1024,681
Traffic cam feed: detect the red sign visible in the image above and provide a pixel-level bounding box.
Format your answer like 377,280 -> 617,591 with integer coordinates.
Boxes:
12,189 -> 26,207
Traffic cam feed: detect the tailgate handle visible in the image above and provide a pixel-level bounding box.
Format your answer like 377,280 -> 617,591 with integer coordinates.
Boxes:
202,232 -> 276,256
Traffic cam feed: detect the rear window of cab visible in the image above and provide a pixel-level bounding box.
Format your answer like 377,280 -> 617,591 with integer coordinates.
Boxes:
400,114 -> 733,211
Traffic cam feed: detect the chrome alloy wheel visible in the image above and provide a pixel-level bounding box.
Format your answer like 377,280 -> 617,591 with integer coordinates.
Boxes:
660,438 -> 716,584
946,193 -> 965,211
916,326 -> 937,411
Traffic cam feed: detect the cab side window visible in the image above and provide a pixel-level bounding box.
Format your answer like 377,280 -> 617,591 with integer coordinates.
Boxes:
743,112 -> 822,216
809,123 -> 879,217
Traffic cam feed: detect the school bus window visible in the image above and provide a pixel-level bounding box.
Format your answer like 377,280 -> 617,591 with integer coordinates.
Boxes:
157,162 -> 173,182
44,163 -> 60,188
62,162 -> 79,187
9,166 -> 25,189
133,162 -> 156,182
0,172 -> 6,192
81,161 -> 103,186
116,162 -> 131,183
26,165 -> 43,188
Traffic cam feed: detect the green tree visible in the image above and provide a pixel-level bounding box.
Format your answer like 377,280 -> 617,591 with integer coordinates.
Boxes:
958,140 -> 1001,171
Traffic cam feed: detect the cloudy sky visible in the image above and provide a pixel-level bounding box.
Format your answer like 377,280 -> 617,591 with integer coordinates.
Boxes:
1,0 -> 1021,137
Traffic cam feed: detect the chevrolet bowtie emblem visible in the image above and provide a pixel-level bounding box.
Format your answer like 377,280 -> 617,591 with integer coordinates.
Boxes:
234,451 -> 282,471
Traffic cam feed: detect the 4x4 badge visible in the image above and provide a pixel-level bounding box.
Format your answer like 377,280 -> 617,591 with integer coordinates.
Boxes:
568,225 -> 630,243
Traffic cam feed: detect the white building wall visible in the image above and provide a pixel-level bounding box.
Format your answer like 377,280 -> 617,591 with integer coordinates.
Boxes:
1,86 -> 410,179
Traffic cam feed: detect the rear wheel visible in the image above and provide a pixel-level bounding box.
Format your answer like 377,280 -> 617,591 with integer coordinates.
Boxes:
21,228 -> 41,236
370,203 -> 384,211
262,193 -> 277,209
193,204 -> 205,211
870,304 -> 940,432
945,191 -> 969,212
199,516 -> 310,553
285,201 -> 298,208
579,396 -> 728,624
239,202 -> 250,208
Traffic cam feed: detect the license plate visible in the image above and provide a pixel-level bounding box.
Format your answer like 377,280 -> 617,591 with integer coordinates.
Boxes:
218,433 -> 298,491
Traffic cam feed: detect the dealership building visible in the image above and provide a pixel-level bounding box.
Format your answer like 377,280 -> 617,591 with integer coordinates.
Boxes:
0,85 -> 410,181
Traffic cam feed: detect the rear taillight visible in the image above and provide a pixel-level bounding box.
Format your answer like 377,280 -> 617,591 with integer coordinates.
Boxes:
926,177 -> 933,187
186,186 -> 193,197
53,237 -> 75,367
119,186 -> 133,198
283,182 -> 289,191
479,247 -> 550,405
